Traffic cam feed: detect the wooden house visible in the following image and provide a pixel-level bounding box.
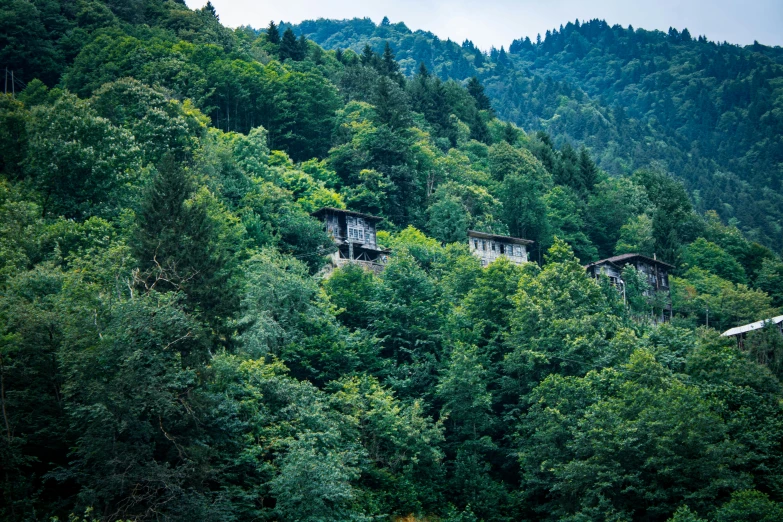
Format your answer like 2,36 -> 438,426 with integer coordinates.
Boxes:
313,207 -> 389,274
468,230 -> 533,267
585,253 -> 674,319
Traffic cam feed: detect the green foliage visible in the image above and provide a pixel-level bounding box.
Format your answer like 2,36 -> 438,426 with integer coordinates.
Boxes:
518,350 -> 753,521
671,268 -> 777,331
682,237 -> 747,284
25,92 -> 141,218
3,4 -> 783,521
132,156 -> 242,334
713,490 -> 783,522
615,213 -> 656,256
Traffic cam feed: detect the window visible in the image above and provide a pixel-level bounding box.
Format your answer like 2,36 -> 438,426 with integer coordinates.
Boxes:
474,240 -> 478,249
482,241 -> 486,251
358,229 -> 364,241
499,244 -> 505,254
491,243 -> 496,251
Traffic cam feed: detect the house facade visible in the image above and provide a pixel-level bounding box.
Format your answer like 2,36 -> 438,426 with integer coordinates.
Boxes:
313,207 -> 389,274
585,253 -> 674,319
468,230 -> 533,267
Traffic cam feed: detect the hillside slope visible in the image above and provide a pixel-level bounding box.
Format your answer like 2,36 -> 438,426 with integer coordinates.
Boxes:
292,17 -> 783,249
2,2 -> 783,520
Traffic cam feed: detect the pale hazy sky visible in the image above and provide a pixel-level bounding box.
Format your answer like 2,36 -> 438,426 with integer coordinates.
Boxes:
185,0 -> 783,51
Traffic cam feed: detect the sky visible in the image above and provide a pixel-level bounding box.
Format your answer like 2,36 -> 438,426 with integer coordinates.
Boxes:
185,0 -> 783,51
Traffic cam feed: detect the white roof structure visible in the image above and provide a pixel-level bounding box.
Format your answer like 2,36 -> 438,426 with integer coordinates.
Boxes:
721,315 -> 783,337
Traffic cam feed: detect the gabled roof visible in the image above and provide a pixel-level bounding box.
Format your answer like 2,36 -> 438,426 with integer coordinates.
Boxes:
468,230 -> 534,245
585,253 -> 675,270
721,315 -> 783,337
312,207 -> 384,222
585,259 -> 622,271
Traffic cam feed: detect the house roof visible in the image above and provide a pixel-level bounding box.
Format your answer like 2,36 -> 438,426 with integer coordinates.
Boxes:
721,315 -> 783,337
585,259 -> 622,271
468,230 -> 534,245
585,253 -> 675,270
312,207 -> 384,222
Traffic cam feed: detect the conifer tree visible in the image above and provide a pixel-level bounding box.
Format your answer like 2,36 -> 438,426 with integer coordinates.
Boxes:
381,41 -> 403,84
360,44 -> 376,66
279,28 -> 302,61
503,122 -> 519,144
466,76 -> 492,112
298,34 -> 308,59
133,156 -> 238,333
266,20 -> 280,44
202,1 -> 217,19
578,146 -> 598,193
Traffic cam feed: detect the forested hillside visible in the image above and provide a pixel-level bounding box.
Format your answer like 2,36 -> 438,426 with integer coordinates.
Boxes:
292,17 -> 783,250
2,1 -> 783,520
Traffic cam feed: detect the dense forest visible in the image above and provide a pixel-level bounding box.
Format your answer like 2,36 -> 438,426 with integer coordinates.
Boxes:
292,17 -> 783,252
2,0 -> 783,520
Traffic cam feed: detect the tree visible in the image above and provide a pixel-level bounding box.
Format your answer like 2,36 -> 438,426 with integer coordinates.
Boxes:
633,169 -> 693,263
360,44 -> 376,66
544,186 -> 598,262
266,20 -> 280,44
25,93 -> 140,218
756,258 -> 783,307
466,77 -> 492,112
517,350 -> 754,521
713,490 -> 783,522
279,28 -> 304,61
59,292 -> 217,520
380,41 -> 403,84
577,146 -> 598,193
615,214 -> 656,257
427,194 -> 469,244
132,156 -> 241,333
505,238 -> 623,395
682,237 -> 747,284
588,178 -> 652,258
372,76 -> 411,129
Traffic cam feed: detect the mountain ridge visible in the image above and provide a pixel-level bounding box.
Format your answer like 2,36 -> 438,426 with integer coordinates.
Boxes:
290,16 -> 783,250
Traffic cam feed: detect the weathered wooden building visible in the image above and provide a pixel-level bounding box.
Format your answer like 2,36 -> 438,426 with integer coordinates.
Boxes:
313,207 -> 389,274
468,230 -> 533,267
585,253 -> 674,319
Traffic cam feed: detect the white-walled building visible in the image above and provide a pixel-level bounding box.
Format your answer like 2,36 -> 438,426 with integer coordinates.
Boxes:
468,230 -> 533,267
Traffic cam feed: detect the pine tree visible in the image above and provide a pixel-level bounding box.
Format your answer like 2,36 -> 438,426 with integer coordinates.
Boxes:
266,20 -> 280,45
466,76 -> 492,112
298,35 -> 308,60
202,1 -> 218,19
360,44 -> 376,67
503,122 -> 519,144
133,156 -> 238,333
279,28 -> 301,61
578,146 -> 599,193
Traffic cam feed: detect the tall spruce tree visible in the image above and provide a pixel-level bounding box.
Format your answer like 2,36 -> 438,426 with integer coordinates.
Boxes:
279,28 -> 303,61
578,146 -> 599,193
266,20 -> 280,44
133,156 -> 238,334
361,44 -> 376,66
381,41 -> 404,85
466,77 -> 492,112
